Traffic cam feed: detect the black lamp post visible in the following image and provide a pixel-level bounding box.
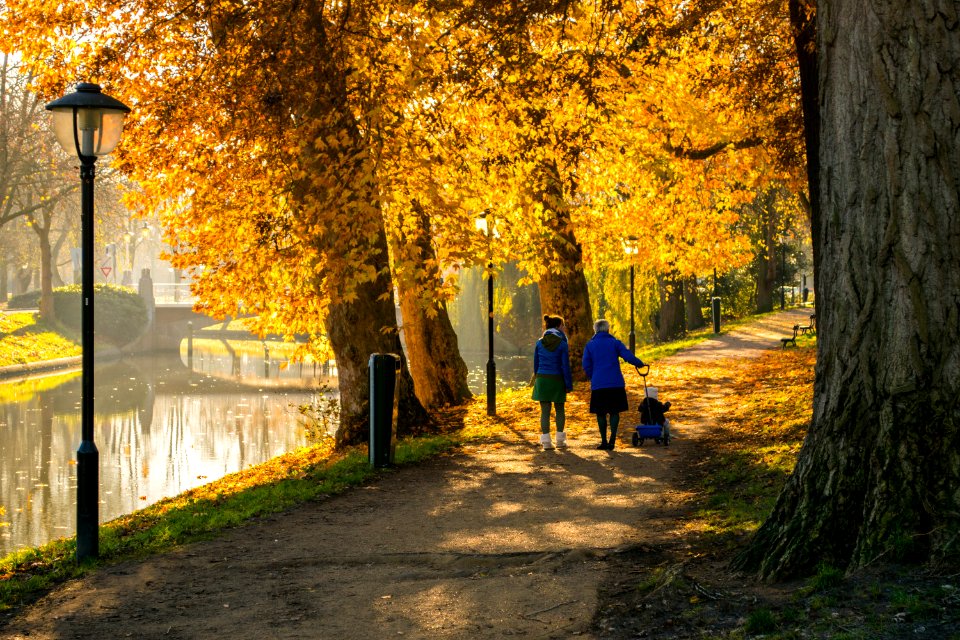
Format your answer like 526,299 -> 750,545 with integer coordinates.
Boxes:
47,83 -> 130,562
476,213 -> 496,416
623,236 -> 638,353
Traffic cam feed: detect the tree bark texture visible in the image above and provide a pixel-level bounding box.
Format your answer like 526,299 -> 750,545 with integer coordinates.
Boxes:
756,210 -> 778,313
657,274 -> 686,342
532,161 -> 593,380
325,231 -> 431,447
393,203 -> 472,410
736,0 -> 960,579
685,275 -> 706,331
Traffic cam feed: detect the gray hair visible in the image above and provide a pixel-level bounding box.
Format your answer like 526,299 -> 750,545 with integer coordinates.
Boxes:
593,318 -> 610,333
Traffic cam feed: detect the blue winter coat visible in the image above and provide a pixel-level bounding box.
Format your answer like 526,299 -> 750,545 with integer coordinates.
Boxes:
582,332 -> 644,390
533,328 -> 573,391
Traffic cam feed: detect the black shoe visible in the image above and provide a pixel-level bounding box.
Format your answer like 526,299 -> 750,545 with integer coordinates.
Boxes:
596,442 -> 608,449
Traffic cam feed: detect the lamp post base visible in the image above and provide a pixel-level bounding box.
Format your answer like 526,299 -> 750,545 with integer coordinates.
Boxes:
76,440 -> 99,561
486,360 -> 496,416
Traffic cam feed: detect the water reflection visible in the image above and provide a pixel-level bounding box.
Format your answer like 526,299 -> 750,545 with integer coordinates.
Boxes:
1,341 -> 529,557
0,346 -> 322,558
462,353 -> 534,394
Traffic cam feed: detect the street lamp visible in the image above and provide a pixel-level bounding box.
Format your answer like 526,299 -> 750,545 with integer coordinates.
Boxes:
47,82 -> 130,562
475,212 -> 496,416
623,236 -> 638,353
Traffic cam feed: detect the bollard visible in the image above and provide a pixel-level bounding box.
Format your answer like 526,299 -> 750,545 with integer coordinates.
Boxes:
712,297 -> 721,334
369,353 -> 401,468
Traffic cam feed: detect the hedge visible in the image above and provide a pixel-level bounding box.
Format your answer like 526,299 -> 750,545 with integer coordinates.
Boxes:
7,284 -> 148,347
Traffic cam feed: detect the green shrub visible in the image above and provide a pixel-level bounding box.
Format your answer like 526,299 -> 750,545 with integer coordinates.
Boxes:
744,608 -> 778,634
53,284 -> 148,346
6,290 -> 41,309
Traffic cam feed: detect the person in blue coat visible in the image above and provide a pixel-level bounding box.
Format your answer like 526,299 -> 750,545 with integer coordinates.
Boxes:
532,314 -> 573,449
582,318 -> 645,449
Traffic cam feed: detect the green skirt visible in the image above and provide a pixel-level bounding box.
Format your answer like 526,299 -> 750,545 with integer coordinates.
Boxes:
532,374 -> 566,403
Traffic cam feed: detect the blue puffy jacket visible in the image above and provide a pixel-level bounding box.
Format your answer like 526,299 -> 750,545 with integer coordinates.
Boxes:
533,328 -> 573,391
582,331 -> 644,390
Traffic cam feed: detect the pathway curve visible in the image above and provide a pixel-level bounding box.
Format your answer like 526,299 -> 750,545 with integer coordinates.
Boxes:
0,308 -> 813,640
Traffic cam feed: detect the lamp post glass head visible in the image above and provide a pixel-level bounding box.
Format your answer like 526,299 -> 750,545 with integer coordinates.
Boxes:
46,83 -> 130,159
623,235 -> 639,256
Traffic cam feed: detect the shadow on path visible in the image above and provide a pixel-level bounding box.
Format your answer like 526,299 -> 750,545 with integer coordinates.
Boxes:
0,308 -> 811,640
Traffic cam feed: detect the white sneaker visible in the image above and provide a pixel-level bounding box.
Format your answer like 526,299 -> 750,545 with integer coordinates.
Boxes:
555,432 -> 568,448
539,433 -> 555,449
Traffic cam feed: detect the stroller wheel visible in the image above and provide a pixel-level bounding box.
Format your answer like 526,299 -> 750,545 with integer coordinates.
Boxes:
655,437 -> 662,445
631,432 -> 639,447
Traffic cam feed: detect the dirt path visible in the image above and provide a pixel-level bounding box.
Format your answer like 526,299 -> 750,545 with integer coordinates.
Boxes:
1,308 -> 812,640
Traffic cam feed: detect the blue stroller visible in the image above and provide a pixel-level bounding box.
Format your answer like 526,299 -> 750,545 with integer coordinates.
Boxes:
631,365 -> 671,447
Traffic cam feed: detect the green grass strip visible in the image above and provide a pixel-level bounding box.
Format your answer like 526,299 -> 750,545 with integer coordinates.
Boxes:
0,433 -> 459,612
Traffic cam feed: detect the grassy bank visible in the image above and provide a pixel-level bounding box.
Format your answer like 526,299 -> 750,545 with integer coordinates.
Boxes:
592,342 -> 959,639
0,312 -> 80,368
1,307 -> 856,630
0,314 -> 808,617
0,432 -> 465,611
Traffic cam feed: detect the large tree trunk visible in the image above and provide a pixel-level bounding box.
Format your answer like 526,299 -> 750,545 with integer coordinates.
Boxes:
735,0 -> 960,579
538,272 -> 593,379
657,274 -> 685,342
532,161 -> 593,380
789,0 -> 821,291
393,202 -> 472,410
684,275 -> 706,331
325,251 -> 430,447
756,212 -> 778,313
298,4 -> 429,447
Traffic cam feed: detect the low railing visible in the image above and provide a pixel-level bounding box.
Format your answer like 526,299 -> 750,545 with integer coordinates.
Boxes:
153,283 -> 194,304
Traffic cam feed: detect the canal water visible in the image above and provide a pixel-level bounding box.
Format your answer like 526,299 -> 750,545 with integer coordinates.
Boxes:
0,341 -> 326,558
0,342 -> 532,559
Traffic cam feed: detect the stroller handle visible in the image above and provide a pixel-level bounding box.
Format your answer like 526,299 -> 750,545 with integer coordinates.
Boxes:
635,364 -> 650,377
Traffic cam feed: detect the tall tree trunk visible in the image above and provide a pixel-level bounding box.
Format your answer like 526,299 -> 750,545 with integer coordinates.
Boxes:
299,5 -> 429,447
735,0 -> 960,579
51,227 -> 70,288
392,202 -> 472,410
756,213 -> 778,313
789,0 -> 821,296
14,266 -> 31,295
325,249 -> 430,446
32,214 -> 55,321
685,275 -> 706,331
532,160 -> 593,380
657,274 -> 685,342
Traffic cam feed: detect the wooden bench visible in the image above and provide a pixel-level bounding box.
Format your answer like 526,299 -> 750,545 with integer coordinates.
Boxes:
799,314 -> 816,335
781,324 -> 800,348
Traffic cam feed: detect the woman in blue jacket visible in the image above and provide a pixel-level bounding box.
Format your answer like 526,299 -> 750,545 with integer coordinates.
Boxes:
582,318 -> 645,449
532,314 -> 573,449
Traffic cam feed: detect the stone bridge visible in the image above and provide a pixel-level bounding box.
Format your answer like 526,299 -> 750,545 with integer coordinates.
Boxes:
124,271 -> 232,352
125,272 -> 310,352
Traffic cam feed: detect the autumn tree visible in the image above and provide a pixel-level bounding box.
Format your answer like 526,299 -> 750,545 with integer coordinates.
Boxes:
0,0 -> 450,444
0,56 -> 76,318
736,0 -> 960,578
388,201 -> 471,409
